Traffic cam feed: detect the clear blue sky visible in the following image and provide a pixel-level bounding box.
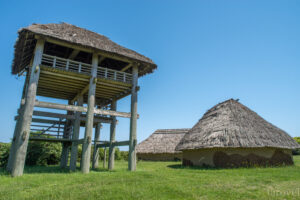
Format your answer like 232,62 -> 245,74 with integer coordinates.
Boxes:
0,0 -> 299,148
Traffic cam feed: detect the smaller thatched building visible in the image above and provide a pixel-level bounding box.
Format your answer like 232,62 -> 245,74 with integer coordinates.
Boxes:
137,129 -> 190,161
176,99 -> 300,167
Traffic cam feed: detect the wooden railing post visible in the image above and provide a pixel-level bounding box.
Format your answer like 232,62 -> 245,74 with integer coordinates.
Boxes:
10,39 -> 45,177
108,101 -> 117,170
81,53 -> 98,173
92,123 -> 102,169
128,64 -> 138,171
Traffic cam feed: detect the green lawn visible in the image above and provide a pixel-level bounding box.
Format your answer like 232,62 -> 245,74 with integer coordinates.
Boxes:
1,156 -> 300,200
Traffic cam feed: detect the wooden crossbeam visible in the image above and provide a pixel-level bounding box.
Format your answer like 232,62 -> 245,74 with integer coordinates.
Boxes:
29,137 -> 84,143
96,140 -> 130,148
71,84 -> 90,103
21,100 -> 136,118
32,110 -> 112,123
120,63 -> 132,72
69,49 -> 80,60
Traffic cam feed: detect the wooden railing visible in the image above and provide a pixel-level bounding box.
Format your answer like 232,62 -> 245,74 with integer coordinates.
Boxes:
41,54 -> 132,84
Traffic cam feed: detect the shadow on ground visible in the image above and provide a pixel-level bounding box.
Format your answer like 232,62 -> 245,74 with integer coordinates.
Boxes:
0,166 -> 110,175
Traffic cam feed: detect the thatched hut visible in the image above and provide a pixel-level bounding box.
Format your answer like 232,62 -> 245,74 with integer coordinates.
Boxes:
176,99 -> 300,167
137,129 -> 190,161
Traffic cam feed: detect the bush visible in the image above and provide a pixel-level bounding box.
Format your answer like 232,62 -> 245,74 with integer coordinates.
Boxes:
0,143 -> 10,167
26,140 -> 62,166
293,137 -> 300,155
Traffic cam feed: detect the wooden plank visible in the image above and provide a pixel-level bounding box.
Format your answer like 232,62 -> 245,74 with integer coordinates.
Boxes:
69,49 -> 80,60
11,39 -> 45,177
120,63 -> 132,72
129,65 -> 138,171
108,101 -> 117,170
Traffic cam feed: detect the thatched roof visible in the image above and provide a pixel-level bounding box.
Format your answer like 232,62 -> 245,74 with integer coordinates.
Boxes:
12,23 -> 157,75
176,99 -> 300,151
137,129 -> 190,154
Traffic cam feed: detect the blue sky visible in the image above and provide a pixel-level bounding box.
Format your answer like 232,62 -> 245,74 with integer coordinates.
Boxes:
0,0 -> 299,148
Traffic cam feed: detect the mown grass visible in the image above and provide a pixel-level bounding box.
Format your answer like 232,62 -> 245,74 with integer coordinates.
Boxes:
0,156 -> 300,200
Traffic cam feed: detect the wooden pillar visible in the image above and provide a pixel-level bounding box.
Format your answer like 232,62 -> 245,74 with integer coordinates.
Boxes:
60,108 -> 72,168
81,53 -> 98,173
7,72 -> 30,172
108,101 -> 117,170
10,39 -> 45,177
103,147 -> 107,168
69,96 -> 83,171
92,123 -> 101,169
128,65 -> 138,171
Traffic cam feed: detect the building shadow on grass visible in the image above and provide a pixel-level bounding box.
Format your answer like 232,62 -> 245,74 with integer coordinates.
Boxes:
0,165 -> 111,175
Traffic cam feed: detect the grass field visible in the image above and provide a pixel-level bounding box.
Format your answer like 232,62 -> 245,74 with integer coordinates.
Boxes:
1,156 -> 300,200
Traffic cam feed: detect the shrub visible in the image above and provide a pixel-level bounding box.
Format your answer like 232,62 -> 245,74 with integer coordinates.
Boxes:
0,143 -> 10,167
293,137 -> 300,155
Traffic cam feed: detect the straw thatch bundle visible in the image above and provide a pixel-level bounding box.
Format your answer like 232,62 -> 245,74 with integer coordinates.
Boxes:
137,129 -> 189,161
176,99 -> 300,151
12,23 -> 156,75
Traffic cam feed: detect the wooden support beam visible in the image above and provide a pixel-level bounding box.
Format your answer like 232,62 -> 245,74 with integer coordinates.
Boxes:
129,65 -> 138,171
40,69 -> 89,82
7,71 -> 30,172
32,110 -> 112,124
103,147 -> 107,168
21,99 -> 136,118
71,84 -> 89,104
81,53 -> 98,174
96,140 -> 130,148
69,49 -> 80,60
92,123 -> 102,169
120,63 -> 132,72
108,101 -> 117,170
31,118 -> 66,125
29,137 -> 84,143
10,39 -> 45,177
60,104 -> 73,169
70,96 -> 83,171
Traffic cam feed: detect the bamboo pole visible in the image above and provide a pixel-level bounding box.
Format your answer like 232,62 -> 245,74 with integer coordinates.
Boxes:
11,39 -> 45,177
128,65 -> 138,171
108,101 -> 117,170
81,53 -> 98,173
92,123 -> 102,169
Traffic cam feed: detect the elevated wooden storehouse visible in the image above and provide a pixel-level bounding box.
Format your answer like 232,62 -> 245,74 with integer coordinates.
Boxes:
137,129 -> 189,161
176,99 -> 300,167
7,23 -> 156,176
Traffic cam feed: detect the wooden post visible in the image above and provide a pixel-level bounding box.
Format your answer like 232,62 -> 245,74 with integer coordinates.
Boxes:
128,65 -> 138,171
103,147 -> 107,168
81,53 -> 98,173
10,39 -> 45,177
92,123 -> 101,169
108,101 -> 117,170
69,96 -> 83,171
60,107 -> 73,168
7,72 -> 29,172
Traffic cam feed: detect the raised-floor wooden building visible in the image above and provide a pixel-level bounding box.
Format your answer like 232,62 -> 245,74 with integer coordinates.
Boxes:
7,23 -> 156,177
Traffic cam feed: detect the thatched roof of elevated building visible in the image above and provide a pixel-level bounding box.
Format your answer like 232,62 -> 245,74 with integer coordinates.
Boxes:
137,129 -> 190,154
176,99 -> 300,151
12,22 -> 156,76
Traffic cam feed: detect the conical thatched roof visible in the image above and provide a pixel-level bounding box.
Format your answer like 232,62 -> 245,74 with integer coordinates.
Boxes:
12,22 -> 156,75
137,129 -> 190,154
176,99 -> 300,151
